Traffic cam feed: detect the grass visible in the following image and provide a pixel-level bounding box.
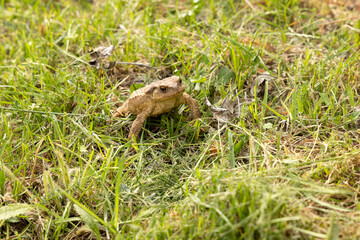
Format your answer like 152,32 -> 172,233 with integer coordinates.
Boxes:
1,0 -> 360,239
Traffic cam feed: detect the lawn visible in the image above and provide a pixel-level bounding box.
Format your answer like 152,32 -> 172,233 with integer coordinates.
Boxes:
1,0 -> 360,239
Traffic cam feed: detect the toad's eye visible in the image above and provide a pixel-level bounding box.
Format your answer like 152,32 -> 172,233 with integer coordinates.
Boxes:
160,86 -> 167,92
179,79 -> 182,85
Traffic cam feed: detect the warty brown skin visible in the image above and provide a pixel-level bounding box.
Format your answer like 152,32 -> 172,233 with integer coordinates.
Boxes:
111,76 -> 201,140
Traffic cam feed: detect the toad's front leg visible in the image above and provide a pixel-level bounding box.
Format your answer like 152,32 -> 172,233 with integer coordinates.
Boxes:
128,106 -> 154,140
112,101 -> 129,119
181,93 -> 201,119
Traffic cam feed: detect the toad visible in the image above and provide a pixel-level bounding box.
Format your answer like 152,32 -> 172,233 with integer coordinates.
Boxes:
111,76 -> 201,140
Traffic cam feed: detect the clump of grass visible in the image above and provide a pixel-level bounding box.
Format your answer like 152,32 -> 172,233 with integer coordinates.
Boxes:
135,168 -> 301,239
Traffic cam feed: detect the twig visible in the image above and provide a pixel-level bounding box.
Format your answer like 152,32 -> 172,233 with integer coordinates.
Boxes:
115,61 -> 157,69
0,106 -> 108,120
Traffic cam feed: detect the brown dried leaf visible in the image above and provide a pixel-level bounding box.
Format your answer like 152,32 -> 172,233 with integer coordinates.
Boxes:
250,71 -> 276,96
89,45 -> 115,60
88,45 -> 116,70
208,140 -> 220,157
204,96 -> 242,123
